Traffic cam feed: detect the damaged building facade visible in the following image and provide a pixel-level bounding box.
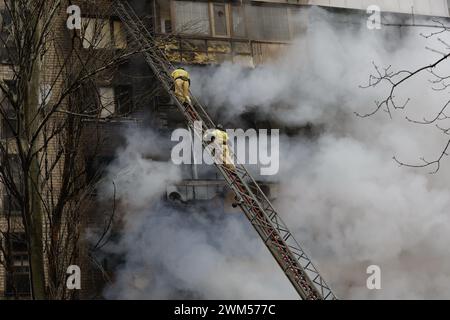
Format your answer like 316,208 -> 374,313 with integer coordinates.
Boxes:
0,0 -> 449,299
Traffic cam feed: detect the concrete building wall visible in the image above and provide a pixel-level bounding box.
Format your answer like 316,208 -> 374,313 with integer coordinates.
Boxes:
256,0 -> 450,17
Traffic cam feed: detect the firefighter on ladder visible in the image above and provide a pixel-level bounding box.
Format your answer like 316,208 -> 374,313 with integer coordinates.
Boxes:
171,67 -> 192,108
205,124 -> 235,171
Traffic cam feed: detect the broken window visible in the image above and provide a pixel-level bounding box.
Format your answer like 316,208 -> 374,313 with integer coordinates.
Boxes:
113,20 -> 127,49
82,18 -> 111,49
4,233 -> 31,298
1,153 -> 23,216
3,193 -> 20,215
85,155 -> 114,185
1,117 -> 17,139
115,85 -> 133,114
4,79 -> 17,99
0,80 -> 17,139
1,79 -> 17,105
0,9 -> 13,63
245,5 -> 290,41
39,84 -> 52,106
289,8 -> 308,37
163,19 -> 172,33
84,85 -> 132,118
157,0 -> 172,33
82,18 -> 127,49
231,4 -> 246,37
212,3 -> 228,37
98,87 -> 115,118
174,1 -> 210,35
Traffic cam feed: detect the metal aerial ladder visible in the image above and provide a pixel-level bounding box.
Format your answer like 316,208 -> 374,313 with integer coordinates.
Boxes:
114,0 -> 336,300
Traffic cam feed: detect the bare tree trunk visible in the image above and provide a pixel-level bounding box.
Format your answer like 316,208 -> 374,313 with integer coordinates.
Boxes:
25,11 -> 46,300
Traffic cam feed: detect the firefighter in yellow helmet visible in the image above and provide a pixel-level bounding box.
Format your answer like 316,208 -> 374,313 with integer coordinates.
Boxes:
206,124 -> 235,170
171,67 -> 192,107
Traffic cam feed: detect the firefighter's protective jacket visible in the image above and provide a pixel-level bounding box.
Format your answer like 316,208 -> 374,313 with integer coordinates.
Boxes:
211,129 -> 229,146
171,68 -> 191,105
171,68 -> 190,82
206,129 -> 234,167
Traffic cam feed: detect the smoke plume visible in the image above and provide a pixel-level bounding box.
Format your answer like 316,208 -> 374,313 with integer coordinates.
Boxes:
103,8 -> 450,299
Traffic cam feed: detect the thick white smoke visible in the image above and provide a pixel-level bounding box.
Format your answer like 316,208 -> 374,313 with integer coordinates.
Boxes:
101,128 -> 297,299
104,8 -> 450,299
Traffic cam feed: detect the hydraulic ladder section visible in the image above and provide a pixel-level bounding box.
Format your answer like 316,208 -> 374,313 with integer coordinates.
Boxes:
115,0 -> 336,300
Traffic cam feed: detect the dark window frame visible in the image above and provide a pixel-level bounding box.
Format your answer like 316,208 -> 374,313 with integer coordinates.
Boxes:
80,15 -> 127,50
4,232 -> 31,298
211,3 -> 229,37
